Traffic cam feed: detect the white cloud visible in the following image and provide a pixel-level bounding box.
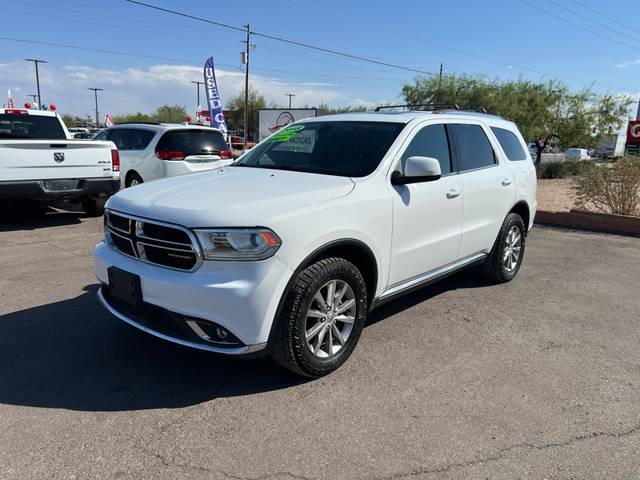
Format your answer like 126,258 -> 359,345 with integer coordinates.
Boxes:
0,61 -> 365,116
615,59 -> 640,68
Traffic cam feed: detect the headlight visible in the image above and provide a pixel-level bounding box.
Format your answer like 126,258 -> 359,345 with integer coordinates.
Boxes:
194,228 -> 281,261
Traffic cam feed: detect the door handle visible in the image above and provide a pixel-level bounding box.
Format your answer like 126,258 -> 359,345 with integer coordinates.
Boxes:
501,177 -> 513,186
446,188 -> 462,199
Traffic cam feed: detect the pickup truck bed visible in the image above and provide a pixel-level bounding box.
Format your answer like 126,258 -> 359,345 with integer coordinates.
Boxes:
0,108 -> 120,215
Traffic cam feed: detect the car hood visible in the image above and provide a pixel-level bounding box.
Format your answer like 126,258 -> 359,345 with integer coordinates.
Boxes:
107,166 -> 355,227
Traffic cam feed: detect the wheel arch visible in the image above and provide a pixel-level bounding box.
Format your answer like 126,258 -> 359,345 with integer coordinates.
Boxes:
509,200 -> 531,232
267,238 -> 379,345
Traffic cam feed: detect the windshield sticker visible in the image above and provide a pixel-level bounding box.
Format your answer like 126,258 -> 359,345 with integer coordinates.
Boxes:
273,129 -> 315,153
265,125 -> 305,143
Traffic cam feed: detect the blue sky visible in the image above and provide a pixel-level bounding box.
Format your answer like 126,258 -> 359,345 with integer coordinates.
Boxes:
1,0 -> 639,117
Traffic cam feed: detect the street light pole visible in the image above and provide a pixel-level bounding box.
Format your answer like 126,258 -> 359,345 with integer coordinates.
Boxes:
285,93 -> 295,109
88,88 -> 104,128
25,58 -> 47,109
191,80 -> 204,107
242,23 -> 251,148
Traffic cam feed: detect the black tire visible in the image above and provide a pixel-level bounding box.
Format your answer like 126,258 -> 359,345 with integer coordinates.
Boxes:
81,197 -> 104,217
125,172 -> 143,188
483,212 -> 526,283
271,257 -> 368,377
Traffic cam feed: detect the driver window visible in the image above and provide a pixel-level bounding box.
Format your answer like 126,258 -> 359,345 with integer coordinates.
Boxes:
400,124 -> 451,175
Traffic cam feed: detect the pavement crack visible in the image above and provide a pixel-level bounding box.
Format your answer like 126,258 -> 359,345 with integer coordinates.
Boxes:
136,443 -> 312,480
376,423 -> 640,479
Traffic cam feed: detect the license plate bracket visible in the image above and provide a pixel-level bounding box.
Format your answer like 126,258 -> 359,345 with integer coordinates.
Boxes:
107,267 -> 142,307
42,179 -> 79,191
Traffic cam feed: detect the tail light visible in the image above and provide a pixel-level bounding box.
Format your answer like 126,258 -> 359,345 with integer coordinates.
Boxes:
155,150 -> 185,160
111,149 -> 120,171
219,150 -> 232,159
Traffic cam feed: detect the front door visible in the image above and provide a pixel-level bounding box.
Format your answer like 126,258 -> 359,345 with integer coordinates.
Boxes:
388,123 -> 463,287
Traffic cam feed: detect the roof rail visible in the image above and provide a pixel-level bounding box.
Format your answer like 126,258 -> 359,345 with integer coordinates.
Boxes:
375,103 -> 460,112
374,103 -> 489,114
108,121 -> 162,125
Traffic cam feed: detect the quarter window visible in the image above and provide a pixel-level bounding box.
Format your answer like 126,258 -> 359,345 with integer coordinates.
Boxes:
449,124 -> 495,171
491,127 -> 527,161
108,128 -> 155,151
401,124 -> 451,175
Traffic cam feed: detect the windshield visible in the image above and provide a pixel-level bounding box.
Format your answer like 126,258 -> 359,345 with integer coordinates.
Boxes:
234,121 -> 405,177
0,114 -> 66,139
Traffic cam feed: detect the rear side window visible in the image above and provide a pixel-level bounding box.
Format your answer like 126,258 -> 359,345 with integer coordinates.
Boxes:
108,128 -> 155,151
491,127 -> 527,161
156,129 -> 227,156
401,124 -> 451,175
0,114 -> 66,139
449,124 -> 495,171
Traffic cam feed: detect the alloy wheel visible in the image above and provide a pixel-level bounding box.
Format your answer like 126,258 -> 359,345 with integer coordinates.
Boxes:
503,226 -> 522,272
305,279 -> 356,358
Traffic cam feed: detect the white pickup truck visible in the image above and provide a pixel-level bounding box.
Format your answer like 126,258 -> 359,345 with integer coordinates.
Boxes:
0,107 -> 120,216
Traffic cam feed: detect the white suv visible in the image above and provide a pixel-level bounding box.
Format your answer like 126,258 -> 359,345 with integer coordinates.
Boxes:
95,110 -> 536,377
94,123 -> 233,187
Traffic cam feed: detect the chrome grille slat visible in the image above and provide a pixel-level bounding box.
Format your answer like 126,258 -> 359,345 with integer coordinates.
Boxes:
105,209 -> 202,272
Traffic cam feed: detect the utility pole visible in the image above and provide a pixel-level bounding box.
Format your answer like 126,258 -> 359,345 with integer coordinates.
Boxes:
88,88 -> 103,128
25,58 -> 47,109
191,80 -> 204,107
438,63 -> 443,90
285,93 -> 295,109
241,24 -> 251,148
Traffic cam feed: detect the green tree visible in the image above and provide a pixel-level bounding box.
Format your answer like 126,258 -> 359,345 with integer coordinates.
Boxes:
153,105 -> 187,123
316,101 -> 370,115
61,114 -> 76,128
112,105 -> 187,124
401,74 -> 631,166
225,87 -> 267,140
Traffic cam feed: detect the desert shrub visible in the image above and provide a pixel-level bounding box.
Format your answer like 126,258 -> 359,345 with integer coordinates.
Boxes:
572,158 -> 640,215
564,160 -> 591,176
537,161 -> 567,179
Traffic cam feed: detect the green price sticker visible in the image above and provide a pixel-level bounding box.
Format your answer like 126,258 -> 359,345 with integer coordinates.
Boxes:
265,125 -> 305,143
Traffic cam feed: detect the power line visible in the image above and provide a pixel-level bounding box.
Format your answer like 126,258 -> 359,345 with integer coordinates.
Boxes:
519,0 -> 640,50
568,0 -> 640,36
287,0 -> 628,91
125,0 -> 436,77
544,0 -> 640,45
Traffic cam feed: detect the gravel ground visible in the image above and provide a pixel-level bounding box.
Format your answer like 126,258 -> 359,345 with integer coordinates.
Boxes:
536,178 -> 575,212
1,208 -> 639,479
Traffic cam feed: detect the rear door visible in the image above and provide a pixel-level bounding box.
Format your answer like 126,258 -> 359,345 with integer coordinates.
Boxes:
449,122 -> 515,257
0,112 -> 112,181
107,128 -> 157,182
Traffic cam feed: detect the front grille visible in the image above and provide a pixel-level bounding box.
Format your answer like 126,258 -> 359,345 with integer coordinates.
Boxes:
105,210 -> 202,271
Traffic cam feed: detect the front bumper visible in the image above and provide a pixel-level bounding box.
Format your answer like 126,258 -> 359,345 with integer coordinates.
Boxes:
95,241 -> 293,352
0,178 -> 120,202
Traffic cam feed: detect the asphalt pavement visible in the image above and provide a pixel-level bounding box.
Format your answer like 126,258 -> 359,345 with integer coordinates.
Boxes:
1,207 -> 639,479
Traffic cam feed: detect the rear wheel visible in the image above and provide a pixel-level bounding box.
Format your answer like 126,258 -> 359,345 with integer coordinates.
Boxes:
271,257 -> 368,377
484,213 -> 526,283
125,172 -> 143,188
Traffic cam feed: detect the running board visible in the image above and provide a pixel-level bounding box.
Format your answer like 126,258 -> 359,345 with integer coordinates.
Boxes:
372,253 -> 487,308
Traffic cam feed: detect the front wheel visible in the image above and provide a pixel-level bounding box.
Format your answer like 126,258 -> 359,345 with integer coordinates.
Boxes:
271,257 -> 368,377
483,212 -> 526,283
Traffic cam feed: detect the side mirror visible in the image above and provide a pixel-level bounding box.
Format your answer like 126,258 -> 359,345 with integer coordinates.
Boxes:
391,156 -> 442,185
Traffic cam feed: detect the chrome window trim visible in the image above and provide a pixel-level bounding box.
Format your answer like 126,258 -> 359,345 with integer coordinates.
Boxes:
105,208 -> 204,273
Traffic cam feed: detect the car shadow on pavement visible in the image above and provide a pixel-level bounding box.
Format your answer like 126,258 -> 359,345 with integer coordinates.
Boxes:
0,205 -> 84,232
0,271 -> 491,412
